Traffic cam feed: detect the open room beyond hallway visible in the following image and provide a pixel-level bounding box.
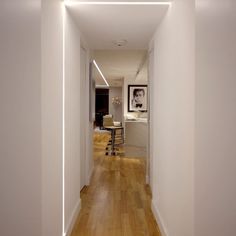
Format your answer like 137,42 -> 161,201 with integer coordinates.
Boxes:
70,131 -> 160,236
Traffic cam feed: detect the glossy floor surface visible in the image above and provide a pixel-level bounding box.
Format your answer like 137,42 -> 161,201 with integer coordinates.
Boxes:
70,131 -> 161,236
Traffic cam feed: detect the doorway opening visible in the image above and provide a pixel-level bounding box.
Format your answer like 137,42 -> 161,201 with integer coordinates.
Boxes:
95,88 -> 109,129
66,0 -> 169,189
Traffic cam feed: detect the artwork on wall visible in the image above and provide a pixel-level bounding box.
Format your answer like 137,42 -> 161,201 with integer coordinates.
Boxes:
128,85 -> 148,112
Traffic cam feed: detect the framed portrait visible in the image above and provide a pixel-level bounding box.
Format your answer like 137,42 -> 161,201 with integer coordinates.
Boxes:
128,85 -> 148,112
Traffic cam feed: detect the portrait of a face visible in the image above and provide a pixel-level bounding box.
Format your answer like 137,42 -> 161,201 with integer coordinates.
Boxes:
128,85 -> 148,112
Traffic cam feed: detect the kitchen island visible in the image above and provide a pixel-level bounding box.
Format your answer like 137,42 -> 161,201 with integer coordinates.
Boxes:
125,118 -> 148,147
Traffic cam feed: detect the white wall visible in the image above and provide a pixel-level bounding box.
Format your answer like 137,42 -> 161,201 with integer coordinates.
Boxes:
0,1 -> 42,235
41,0 -> 63,235
86,56 -> 94,186
148,49 -> 154,190
0,2 -> 92,236
42,4 -> 92,235
150,1 -> 195,236
109,87 -> 123,122
80,47 -> 87,189
79,45 -> 94,189
64,9 -> 82,235
66,6 -> 94,188
195,1 -> 236,235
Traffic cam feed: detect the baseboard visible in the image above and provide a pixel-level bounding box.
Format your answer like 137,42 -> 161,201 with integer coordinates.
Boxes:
86,167 -> 93,186
146,175 -> 149,184
65,199 -> 81,236
151,200 -> 169,236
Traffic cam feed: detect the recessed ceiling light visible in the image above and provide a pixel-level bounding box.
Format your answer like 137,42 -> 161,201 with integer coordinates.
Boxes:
112,39 -> 128,47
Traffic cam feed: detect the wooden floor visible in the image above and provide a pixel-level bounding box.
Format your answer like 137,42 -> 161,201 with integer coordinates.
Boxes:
71,131 -> 161,236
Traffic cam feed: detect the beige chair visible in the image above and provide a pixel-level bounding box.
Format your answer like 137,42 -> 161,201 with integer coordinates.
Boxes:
103,114 -> 114,127
103,114 -> 122,127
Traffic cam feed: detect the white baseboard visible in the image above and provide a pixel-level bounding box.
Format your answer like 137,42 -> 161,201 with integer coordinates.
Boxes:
65,199 -> 81,236
86,167 -> 93,186
151,201 -> 169,236
146,175 -> 149,184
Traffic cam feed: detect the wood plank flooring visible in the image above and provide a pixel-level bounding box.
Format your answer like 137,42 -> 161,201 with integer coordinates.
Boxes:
70,131 -> 161,236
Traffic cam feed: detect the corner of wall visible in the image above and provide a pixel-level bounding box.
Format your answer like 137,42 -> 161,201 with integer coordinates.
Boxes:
87,153 -> 94,186
151,201 -> 169,236
65,199 -> 81,236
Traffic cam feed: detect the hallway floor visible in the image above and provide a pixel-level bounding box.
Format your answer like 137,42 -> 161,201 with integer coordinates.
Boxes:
71,132 -> 161,236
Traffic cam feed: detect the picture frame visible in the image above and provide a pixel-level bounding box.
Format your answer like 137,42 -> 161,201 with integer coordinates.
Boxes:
128,85 -> 148,112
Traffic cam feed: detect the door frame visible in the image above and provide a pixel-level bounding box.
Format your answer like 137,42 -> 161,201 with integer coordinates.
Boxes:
80,41 -> 93,188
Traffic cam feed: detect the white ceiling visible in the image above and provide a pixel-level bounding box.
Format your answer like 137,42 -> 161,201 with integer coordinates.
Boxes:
67,4 -> 168,49
66,3 -> 169,86
93,50 -> 148,86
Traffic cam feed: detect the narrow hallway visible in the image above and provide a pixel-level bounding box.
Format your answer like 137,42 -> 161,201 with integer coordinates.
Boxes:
71,132 -> 161,236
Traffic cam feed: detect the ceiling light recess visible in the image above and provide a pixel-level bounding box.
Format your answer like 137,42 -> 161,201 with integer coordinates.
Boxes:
93,60 -> 109,87
64,1 -> 172,6
112,39 -> 128,47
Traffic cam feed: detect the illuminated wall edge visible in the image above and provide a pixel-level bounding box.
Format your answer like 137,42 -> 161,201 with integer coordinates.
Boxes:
64,1 -> 172,6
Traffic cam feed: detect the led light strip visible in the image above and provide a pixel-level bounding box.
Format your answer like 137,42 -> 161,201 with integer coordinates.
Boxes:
64,1 -> 171,6
93,60 -> 109,87
62,3 -> 66,236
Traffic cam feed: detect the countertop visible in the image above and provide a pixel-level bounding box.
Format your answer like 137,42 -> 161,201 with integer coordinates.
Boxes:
125,118 -> 148,123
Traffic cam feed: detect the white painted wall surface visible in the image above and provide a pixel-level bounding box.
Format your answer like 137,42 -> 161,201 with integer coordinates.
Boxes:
64,9 -> 81,235
150,1 -> 195,236
79,44 -> 94,188
86,57 -> 94,186
0,1 -> 42,235
41,0 -> 63,235
148,48 -> 154,190
66,5 -> 93,188
195,1 -> 236,235
80,47 -> 87,190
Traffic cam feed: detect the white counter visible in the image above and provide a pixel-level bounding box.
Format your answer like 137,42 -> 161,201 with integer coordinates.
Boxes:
125,119 -> 148,147
125,118 -> 148,122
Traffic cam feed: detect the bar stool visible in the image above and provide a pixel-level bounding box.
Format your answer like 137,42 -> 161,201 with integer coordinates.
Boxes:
103,115 -> 124,156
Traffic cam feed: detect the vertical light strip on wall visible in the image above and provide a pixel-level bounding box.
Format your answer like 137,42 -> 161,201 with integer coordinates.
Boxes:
62,3 -> 66,236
